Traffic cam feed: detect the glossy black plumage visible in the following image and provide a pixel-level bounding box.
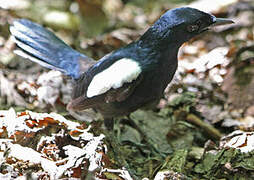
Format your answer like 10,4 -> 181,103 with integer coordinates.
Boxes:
10,7 -> 233,128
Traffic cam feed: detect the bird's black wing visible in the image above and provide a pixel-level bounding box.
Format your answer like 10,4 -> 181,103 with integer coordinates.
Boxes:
67,74 -> 143,111
67,52 -> 144,111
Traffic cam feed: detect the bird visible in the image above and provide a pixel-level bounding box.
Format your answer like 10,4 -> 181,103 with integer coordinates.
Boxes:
9,7 -> 233,130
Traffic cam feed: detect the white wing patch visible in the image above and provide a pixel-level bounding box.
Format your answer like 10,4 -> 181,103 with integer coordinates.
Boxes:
87,58 -> 141,98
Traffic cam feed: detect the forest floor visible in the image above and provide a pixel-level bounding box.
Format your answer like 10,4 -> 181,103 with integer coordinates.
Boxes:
0,0 -> 254,179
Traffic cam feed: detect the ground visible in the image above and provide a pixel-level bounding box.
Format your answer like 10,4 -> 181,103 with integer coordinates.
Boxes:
0,0 -> 254,179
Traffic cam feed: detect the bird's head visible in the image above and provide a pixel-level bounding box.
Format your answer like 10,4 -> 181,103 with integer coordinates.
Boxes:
140,7 -> 233,49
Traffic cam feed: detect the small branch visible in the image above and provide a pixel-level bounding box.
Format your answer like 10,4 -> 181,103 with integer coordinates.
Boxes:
186,114 -> 222,140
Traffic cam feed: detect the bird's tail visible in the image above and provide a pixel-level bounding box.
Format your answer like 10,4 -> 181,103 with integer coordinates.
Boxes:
10,19 -> 95,79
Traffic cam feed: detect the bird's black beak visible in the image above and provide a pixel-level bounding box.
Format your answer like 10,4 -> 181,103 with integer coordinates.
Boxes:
211,17 -> 234,27
199,17 -> 234,33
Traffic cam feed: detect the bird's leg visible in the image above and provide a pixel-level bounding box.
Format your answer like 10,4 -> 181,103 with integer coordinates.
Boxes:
104,118 -> 114,131
103,118 -> 131,171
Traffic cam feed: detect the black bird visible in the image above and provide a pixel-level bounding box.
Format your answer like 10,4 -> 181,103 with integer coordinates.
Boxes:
10,7 -> 233,130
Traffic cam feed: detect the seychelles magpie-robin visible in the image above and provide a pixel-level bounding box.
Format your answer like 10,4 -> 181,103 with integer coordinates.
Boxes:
10,7 -> 233,130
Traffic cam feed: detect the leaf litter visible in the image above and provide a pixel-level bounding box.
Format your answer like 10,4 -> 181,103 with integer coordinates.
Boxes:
0,0 -> 254,179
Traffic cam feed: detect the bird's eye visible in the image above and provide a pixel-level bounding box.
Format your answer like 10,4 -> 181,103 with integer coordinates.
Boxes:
187,24 -> 199,33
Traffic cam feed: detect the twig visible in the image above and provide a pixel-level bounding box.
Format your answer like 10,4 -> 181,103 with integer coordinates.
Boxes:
186,114 -> 222,140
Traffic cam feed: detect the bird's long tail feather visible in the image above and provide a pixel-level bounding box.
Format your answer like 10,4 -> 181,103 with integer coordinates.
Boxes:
10,19 -> 94,79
